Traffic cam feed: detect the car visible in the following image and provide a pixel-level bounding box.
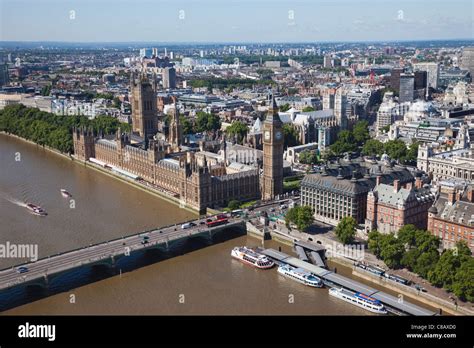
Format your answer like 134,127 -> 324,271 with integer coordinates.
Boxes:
269,208 -> 275,212
181,222 -> 195,229
199,221 -> 206,225
414,284 -> 427,292
16,266 -> 28,274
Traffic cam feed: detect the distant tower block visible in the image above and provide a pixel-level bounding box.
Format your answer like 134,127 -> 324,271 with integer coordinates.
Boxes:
130,71 -> 158,138
261,93 -> 284,200
162,67 -> 176,89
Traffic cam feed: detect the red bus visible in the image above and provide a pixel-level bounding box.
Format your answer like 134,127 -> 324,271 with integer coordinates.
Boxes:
206,217 -> 229,228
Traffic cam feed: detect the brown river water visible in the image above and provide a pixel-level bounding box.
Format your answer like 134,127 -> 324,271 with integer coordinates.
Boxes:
1,133 -> 433,315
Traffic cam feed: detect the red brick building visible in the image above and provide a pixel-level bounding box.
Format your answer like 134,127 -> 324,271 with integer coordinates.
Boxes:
427,185 -> 474,253
366,175 -> 435,234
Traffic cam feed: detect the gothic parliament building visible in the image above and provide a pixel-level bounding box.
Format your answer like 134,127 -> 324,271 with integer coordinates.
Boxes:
73,72 -> 284,213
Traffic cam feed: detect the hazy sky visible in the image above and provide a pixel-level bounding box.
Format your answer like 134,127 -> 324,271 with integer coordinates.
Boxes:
0,0 -> 473,42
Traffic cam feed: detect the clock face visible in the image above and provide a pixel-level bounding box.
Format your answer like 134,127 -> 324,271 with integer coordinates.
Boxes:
275,131 -> 282,140
264,131 -> 271,140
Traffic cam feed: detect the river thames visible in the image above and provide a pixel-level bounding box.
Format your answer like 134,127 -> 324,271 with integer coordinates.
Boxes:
1,133 -> 383,315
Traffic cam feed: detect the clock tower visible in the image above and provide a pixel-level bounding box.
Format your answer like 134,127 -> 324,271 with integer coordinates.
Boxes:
262,93 -> 284,200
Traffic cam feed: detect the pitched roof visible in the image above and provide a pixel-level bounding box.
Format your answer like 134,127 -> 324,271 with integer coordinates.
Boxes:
374,184 -> 413,206
431,191 -> 474,227
301,162 -> 415,197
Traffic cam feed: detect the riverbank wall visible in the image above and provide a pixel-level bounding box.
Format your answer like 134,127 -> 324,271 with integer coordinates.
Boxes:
0,132 -> 203,216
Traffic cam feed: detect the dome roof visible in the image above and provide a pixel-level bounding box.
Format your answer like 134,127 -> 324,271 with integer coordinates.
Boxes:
428,205 -> 438,214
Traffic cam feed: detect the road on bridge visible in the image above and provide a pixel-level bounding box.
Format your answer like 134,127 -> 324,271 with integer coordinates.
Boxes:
0,216 -> 242,290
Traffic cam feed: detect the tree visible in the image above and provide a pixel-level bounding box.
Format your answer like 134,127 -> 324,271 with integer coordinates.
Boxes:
383,140 -> 407,161
368,230 -> 404,268
352,120 -> 370,145
95,92 -> 114,100
48,128 -> 73,153
397,224 -> 419,247
227,200 -> 241,211
415,230 -> 440,253
330,130 -> 357,155
194,111 -> 221,133
335,216 -> 357,244
285,206 -> 314,231
401,248 -> 420,271
368,230 -> 382,257
226,121 -> 248,144
299,150 -> 319,165
428,249 -> 461,289
378,233 -> 405,269
405,141 -> 419,164
401,229 -> 440,277
179,115 -> 193,135
452,258 -> 474,302
287,88 -> 298,96
320,148 -> 334,163
454,240 -> 472,257
282,124 -> 299,148
362,139 -> 384,157
256,68 -> 274,78
302,106 -> 315,112
279,103 -> 291,112
413,249 -> 439,278
427,241 -> 471,290
0,104 -> 129,154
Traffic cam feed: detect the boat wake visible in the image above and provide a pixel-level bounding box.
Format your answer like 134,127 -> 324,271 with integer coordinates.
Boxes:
0,192 -> 27,208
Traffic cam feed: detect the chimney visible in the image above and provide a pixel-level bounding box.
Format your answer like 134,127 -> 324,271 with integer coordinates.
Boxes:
448,190 -> 456,205
376,175 -> 382,187
415,176 -> 423,189
394,180 -> 400,192
456,191 -> 462,202
406,182 -> 413,191
467,187 -> 474,203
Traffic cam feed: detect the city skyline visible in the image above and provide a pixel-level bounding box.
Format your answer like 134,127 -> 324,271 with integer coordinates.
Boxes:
0,0 -> 472,43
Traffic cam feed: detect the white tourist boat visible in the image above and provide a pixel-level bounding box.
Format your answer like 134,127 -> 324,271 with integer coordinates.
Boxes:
329,287 -> 387,314
60,189 -> 72,198
231,246 -> 274,269
277,264 -> 323,288
26,203 -> 47,216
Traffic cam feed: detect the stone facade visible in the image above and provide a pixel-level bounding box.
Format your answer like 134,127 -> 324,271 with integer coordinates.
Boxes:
301,161 -> 415,226
261,94 -> 284,200
417,125 -> 474,183
73,127 -> 260,213
130,72 -> 158,138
